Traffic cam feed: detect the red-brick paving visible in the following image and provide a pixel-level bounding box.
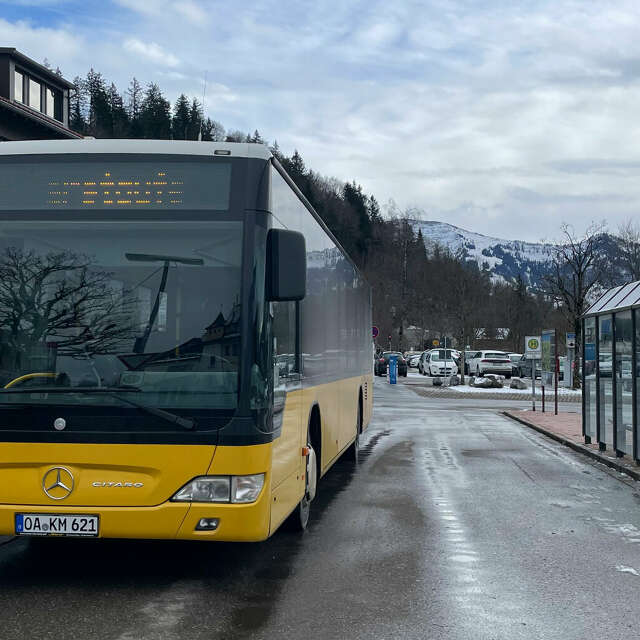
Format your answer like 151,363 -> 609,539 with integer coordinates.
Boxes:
507,410 -> 582,442
504,409 -> 640,481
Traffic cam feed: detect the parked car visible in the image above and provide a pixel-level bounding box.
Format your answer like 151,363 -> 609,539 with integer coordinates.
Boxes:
418,349 -> 459,377
467,350 -> 512,378
404,351 -> 422,368
408,353 -> 421,368
375,352 -> 408,377
507,353 -> 523,377
463,351 -> 478,375
417,350 -> 431,375
515,355 -> 541,379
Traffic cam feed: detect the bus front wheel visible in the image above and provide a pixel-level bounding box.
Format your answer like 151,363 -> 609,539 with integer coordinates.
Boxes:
287,430 -> 317,532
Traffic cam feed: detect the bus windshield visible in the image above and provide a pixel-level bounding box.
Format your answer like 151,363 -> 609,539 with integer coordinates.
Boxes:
0,218 -> 243,416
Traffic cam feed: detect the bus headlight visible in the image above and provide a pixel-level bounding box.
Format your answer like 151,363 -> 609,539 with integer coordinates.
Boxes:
171,474 -> 265,504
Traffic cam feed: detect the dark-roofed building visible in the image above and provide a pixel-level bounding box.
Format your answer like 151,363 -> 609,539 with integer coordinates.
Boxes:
0,47 -> 82,141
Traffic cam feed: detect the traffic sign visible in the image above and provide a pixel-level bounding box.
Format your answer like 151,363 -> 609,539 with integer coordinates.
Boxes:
566,332 -> 576,349
372,326 -> 379,339
525,335 -> 541,359
432,339 -> 440,347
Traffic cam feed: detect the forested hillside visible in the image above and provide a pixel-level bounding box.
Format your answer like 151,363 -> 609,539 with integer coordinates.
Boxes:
68,69 -> 632,354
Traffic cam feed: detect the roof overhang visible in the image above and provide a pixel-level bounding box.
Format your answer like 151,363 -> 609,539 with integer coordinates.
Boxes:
584,280 -> 640,317
0,97 -> 82,139
0,48 -> 75,89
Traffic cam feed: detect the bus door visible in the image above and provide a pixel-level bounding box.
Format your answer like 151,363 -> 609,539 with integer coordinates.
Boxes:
270,301 -> 302,490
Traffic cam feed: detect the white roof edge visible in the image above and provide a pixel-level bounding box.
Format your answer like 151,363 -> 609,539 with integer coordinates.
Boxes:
0,139 -> 273,160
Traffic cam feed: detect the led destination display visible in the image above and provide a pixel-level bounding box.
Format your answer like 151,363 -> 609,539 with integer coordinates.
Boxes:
0,160 -> 231,211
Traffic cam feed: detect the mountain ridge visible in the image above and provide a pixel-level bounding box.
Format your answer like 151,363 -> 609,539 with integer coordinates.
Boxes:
408,219 -> 555,287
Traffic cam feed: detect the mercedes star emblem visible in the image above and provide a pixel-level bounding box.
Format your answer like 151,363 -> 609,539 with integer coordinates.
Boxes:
42,467 -> 75,500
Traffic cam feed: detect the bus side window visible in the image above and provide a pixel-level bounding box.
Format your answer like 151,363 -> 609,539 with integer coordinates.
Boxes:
272,301 -> 298,379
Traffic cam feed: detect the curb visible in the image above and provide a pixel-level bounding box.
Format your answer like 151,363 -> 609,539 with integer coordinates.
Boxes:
502,411 -> 640,482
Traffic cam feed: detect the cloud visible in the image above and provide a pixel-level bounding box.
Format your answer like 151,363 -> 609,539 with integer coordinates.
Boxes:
123,39 -> 179,68
5,1 -> 640,241
0,17 -> 83,66
114,0 -> 209,25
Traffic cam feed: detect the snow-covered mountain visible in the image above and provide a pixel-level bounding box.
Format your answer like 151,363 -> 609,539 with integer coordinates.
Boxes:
410,219 -> 554,287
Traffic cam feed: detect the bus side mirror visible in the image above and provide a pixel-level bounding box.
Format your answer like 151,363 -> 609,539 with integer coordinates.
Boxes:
266,229 -> 306,301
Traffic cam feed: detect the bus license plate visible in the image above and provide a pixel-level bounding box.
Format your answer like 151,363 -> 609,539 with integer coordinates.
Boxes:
15,514 -> 99,537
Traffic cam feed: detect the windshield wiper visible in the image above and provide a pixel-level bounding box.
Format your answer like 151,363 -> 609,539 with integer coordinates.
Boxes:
0,386 -> 196,431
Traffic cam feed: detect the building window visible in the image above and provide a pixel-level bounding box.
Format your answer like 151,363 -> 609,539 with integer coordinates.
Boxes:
45,87 -> 55,118
28,78 -> 41,111
14,70 -> 23,103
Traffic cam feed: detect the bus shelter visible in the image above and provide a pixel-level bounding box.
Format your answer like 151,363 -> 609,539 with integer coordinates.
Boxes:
583,280 -> 640,463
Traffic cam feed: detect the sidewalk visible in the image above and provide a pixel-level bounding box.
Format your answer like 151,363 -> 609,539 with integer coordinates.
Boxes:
504,409 -> 640,482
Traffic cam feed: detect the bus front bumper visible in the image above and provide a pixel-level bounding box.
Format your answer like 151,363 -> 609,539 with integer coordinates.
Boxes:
0,494 -> 272,542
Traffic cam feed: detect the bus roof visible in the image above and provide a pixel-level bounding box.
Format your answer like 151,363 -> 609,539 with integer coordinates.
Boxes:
0,139 -> 273,160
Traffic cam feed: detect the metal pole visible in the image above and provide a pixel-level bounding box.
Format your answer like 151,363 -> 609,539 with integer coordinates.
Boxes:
542,385 -> 545,412
444,337 -> 448,387
532,360 -> 536,411
554,353 -> 560,416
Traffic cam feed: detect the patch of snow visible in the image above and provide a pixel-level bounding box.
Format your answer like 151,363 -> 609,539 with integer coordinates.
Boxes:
615,565 -> 639,576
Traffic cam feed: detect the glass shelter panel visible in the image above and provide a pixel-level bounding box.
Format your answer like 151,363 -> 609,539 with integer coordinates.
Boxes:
615,311 -> 633,455
636,309 -> 640,461
599,315 -> 613,448
584,317 -> 597,440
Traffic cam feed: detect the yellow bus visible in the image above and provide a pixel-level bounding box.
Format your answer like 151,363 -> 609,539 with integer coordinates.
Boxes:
0,139 -> 373,541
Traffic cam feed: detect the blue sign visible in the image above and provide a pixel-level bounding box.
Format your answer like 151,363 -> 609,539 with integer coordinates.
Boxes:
372,325 -> 379,339
388,354 -> 398,385
585,343 -> 596,361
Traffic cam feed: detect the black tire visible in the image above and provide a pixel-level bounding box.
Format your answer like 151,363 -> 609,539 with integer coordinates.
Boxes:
286,428 -> 317,532
347,398 -> 362,463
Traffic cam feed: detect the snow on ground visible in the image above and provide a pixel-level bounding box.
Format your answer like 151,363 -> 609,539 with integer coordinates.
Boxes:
451,384 -> 581,397
405,370 -> 581,396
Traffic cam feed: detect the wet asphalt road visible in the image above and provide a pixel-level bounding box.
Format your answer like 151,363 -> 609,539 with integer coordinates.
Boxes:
1,378 -> 639,640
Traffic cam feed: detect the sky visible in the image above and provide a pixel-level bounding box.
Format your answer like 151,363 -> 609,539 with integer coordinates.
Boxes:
2,0 -> 640,242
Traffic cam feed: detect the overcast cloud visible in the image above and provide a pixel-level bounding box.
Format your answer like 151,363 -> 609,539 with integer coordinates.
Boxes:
1,0 -> 640,241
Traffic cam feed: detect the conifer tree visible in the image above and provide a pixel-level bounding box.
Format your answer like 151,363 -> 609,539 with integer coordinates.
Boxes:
187,98 -> 203,140
108,83 -> 129,138
69,76 -> 87,134
140,83 -> 171,139
85,69 -> 112,138
289,150 -> 306,178
126,78 -> 143,138
171,94 -> 191,140
200,118 -> 225,141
